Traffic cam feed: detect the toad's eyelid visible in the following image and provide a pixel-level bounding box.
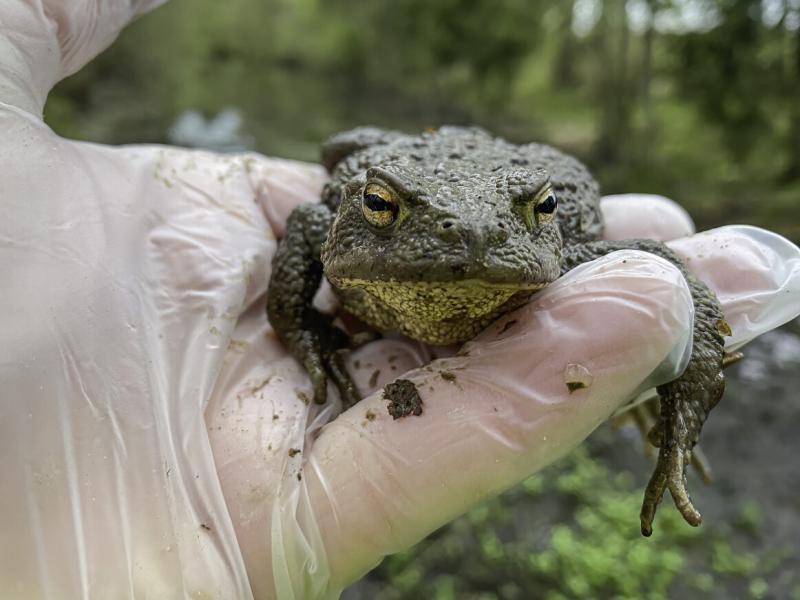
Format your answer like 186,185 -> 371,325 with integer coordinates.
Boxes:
511,180 -> 552,205
365,168 -> 418,201
534,181 -> 554,201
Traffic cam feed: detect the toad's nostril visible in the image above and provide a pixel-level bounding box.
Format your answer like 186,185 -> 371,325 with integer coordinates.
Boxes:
490,221 -> 510,244
437,218 -> 465,241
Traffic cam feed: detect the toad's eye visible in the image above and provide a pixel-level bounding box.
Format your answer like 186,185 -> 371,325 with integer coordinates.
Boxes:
533,186 -> 558,225
362,183 -> 399,228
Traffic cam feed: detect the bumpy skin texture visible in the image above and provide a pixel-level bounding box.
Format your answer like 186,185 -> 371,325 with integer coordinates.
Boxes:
267,126 -> 726,536
321,127 -> 600,344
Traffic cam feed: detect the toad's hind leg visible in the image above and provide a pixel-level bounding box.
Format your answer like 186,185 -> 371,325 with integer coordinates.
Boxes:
267,203 -> 360,408
563,240 -> 726,536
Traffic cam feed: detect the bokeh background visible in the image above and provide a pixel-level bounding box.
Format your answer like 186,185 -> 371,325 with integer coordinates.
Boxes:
45,1 -> 800,598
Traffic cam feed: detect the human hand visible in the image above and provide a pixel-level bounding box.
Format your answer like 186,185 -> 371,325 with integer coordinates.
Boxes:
3,116 -> 798,599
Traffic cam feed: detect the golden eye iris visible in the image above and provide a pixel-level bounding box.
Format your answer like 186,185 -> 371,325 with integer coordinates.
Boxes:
362,183 -> 399,228
533,185 -> 558,225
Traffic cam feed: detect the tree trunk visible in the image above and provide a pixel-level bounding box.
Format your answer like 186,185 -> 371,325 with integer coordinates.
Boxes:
786,22 -> 800,180
552,2 -> 578,89
594,0 -> 633,165
641,2 -> 656,132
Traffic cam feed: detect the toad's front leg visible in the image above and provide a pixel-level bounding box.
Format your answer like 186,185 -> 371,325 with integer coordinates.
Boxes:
563,240 -> 726,536
267,203 -> 360,408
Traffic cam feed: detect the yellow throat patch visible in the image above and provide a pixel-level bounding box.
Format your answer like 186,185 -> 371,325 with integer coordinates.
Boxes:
331,277 -> 544,344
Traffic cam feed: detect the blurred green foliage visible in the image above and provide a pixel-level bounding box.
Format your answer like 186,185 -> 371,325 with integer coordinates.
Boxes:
45,0 -> 799,239
353,447 -> 784,600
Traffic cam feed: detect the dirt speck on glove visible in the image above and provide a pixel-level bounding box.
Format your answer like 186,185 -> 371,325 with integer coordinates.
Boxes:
564,362 -> 594,394
440,371 -> 457,383
369,369 -> 381,388
384,379 -> 423,419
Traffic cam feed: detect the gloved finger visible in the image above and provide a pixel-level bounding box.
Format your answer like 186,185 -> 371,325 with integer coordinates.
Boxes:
245,154 -> 328,238
601,194 -> 696,242
667,225 -> 800,350
304,251 -> 696,590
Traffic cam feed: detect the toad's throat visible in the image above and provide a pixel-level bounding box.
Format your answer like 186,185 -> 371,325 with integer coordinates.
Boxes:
329,277 -> 546,321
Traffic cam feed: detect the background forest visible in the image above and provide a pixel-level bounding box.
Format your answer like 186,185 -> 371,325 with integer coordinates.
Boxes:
47,0 -> 800,239
45,1 -> 800,598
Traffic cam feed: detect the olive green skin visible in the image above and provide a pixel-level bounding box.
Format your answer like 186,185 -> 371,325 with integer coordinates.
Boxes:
320,127 -> 600,345
321,127 -> 601,285
266,126 -> 726,537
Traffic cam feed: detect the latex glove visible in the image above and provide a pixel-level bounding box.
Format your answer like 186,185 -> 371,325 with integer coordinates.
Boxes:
3,3 -> 800,600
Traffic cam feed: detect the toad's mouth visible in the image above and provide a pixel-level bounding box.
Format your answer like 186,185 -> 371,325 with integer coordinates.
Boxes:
329,277 -> 547,321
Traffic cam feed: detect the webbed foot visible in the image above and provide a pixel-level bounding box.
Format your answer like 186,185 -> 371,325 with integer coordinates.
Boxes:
284,315 -> 361,408
639,343 -> 725,536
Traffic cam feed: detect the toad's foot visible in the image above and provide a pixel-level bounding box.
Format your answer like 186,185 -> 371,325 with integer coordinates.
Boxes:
628,354 -> 741,485
630,399 -> 712,483
641,374 -> 725,535
267,203 -> 361,408
282,315 -> 361,408
639,274 -> 726,536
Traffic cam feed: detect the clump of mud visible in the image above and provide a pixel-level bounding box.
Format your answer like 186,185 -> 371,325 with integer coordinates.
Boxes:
384,379 -> 423,419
